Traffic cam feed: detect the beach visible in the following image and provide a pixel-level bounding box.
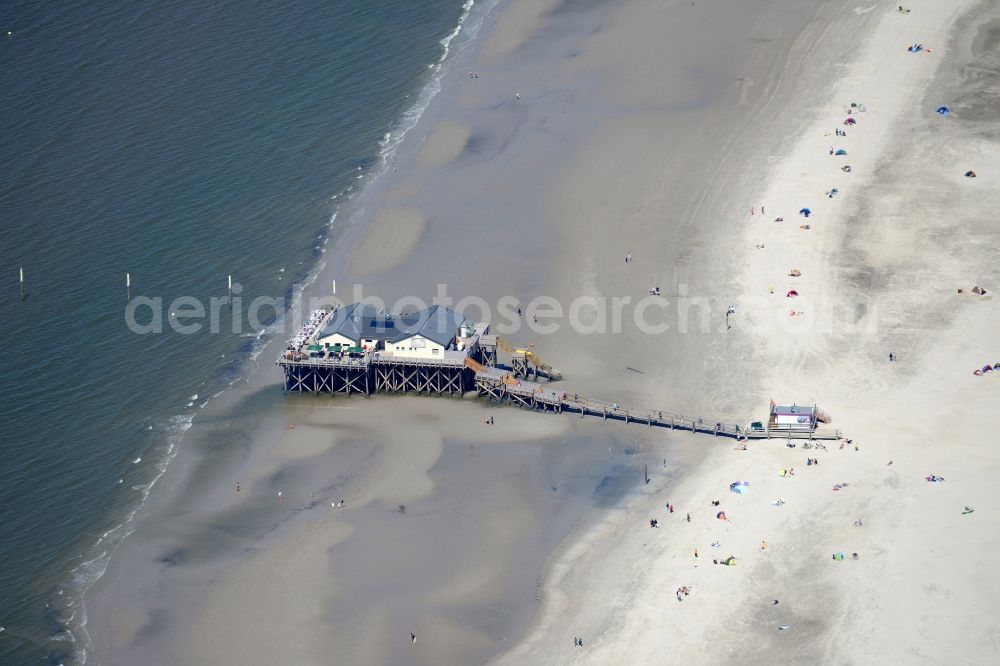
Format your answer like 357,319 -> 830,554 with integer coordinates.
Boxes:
82,0 -> 1000,664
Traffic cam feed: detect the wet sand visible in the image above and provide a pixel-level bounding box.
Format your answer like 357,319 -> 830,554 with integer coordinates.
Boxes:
86,0 -> 1000,664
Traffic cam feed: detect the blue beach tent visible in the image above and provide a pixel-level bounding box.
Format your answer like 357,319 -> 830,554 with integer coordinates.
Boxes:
730,481 -> 750,494
834,149 -> 848,155
799,208 -> 811,217
936,106 -> 951,116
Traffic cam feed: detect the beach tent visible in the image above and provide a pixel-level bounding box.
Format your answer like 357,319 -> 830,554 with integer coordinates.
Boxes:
835,149 -> 848,155
786,290 -> 799,297
833,552 -> 845,561
936,106 -> 951,115
799,208 -> 811,217
730,481 -> 750,494
844,117 -> 856,125
716,511 -> 728,520
778,469 -> 787,477
722,556 -> 737,566
789,269 -> 802,277
965,170 -> 977,178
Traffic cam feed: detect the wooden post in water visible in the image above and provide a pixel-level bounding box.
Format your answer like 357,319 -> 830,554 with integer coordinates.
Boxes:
228,274 -> 233,304
19,267 -> 25,301
644,464 -> 649,484
125,272 -> 131,301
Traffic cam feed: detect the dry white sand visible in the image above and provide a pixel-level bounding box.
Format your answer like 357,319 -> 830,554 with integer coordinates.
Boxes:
496,1 -> 1000,664
86,0 -> 1000,664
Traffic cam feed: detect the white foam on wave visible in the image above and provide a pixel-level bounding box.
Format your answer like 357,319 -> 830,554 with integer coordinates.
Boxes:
63,2 -> 500,662
59,412 -> 194,663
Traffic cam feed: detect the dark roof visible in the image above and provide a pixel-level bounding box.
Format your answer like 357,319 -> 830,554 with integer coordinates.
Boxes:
317,304 -> 467,346
773,404 -> 814,415
391,305 -> 466,346
317,303 -> 397,342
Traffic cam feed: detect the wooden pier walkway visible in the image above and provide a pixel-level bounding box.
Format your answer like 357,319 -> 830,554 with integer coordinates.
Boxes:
279,321 -> 842,441
470,366 -> 842,440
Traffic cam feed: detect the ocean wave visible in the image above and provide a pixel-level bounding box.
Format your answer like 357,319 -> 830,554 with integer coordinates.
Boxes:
63,1 -> 499,662
58,413 -> 194,663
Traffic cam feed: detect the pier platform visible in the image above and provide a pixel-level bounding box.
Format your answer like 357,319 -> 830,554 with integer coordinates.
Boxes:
278,307 -> 842,441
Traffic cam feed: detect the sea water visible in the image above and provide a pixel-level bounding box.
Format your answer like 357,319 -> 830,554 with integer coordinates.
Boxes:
0,0 -> 491,662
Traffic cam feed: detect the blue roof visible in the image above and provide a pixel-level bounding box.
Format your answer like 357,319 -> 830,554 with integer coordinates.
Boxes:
317,304 -> 467,347
391,304 -> 467,346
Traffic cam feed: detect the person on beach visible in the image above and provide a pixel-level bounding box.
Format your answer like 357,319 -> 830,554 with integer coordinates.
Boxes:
235,482 -> 240,492
277,491 -> 283,500
686,512 -> 692,523
513,91 -> 520,100
411,633 -> 416,644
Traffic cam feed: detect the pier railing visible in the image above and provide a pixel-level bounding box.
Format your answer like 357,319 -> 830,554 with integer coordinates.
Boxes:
278,342 -> 842,441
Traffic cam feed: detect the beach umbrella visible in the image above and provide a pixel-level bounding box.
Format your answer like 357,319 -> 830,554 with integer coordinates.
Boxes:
789,269 -> 802,277
716,511 -> 728,520
835,149 -> 848,155
936,106 -> 951,115
844,117 -> 856,125
799,208 -> 811,217
786,290 -> 799,297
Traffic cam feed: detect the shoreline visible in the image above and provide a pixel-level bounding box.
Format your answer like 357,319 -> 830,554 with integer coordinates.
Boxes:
63,2 -> 500,662
496,1 -> 1000,663
80,0 -> 1000,664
